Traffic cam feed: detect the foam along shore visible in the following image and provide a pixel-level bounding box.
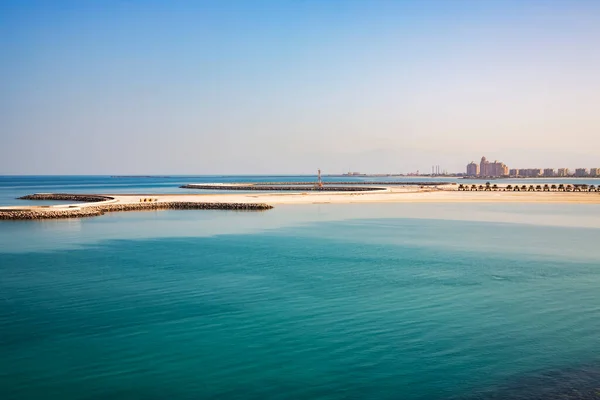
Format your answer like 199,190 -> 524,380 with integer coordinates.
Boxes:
0,193 -> 273,220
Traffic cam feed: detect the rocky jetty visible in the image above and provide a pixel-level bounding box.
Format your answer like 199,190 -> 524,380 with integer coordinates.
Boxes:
247,181 -> 447,186
89,202 -> 273,212
0,208 -> 104,220
18,193 -> 112,202
181,184 -> 387,191
1,194 -> 273,220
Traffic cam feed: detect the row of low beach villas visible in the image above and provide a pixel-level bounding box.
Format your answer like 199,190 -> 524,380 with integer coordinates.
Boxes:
466,157 -> 600,178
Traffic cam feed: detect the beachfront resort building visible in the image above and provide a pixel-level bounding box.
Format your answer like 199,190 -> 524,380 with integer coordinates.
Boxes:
590,168 -> 600,177
558,168 -> 570,177
466,162 -> 479,176
575,168 -> 589,177
466,157 -> 508,177
507,168 -> 544,177
543,168 -> 556,177
521,168 -> 543,177
478,157 -> 508,177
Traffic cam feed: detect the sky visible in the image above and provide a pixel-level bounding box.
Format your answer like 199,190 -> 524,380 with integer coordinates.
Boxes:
1,0 -> 599,175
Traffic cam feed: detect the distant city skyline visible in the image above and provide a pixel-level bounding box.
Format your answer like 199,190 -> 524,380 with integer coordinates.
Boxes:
466,155 -> 600,177
2,1 -> 600,175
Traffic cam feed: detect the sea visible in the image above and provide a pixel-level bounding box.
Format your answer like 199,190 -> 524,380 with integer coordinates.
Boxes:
1,175 -> 600,400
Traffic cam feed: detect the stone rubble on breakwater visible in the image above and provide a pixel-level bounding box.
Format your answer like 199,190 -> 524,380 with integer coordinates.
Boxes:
1,194 -> 273,220
1,208 -> 105,220
180,184 -> 388,191
19,193 -> 114,202
242,181 -> 448,186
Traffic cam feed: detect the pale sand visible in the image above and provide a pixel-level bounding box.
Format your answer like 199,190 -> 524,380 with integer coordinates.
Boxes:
4,186 -> 600,214
103,186 -> 600,206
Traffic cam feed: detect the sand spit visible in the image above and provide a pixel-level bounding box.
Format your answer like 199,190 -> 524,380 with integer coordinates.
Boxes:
3,184 -> 600,221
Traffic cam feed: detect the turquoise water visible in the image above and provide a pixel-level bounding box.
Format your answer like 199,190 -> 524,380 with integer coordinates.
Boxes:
2,178 -> 600,399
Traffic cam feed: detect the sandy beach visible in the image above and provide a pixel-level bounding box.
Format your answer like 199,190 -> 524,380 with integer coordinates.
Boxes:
105,187 -> 600,206
2,185 -> 600,220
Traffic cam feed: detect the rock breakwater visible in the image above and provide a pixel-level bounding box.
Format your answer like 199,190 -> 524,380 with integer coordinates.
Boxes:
0,208 -> 104,220
181,184 -> 387,191
88,202 -> 273,213
19,193 -> 112,202
1,195 -> 273,220
245,181 -> 447,186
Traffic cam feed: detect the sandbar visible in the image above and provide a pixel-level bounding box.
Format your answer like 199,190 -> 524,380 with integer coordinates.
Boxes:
2,185 -> 600,220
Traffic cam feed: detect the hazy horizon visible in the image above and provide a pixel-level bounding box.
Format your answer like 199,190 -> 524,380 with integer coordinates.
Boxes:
2,0 -> 599,175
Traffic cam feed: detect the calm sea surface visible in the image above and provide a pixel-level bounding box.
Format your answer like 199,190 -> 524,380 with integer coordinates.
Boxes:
1,176 -> 600,399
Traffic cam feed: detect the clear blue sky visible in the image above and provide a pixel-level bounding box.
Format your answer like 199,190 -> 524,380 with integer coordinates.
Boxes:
1,0 -> 599,174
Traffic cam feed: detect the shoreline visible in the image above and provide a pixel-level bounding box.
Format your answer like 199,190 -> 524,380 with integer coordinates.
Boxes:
2,184 -> 600,220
